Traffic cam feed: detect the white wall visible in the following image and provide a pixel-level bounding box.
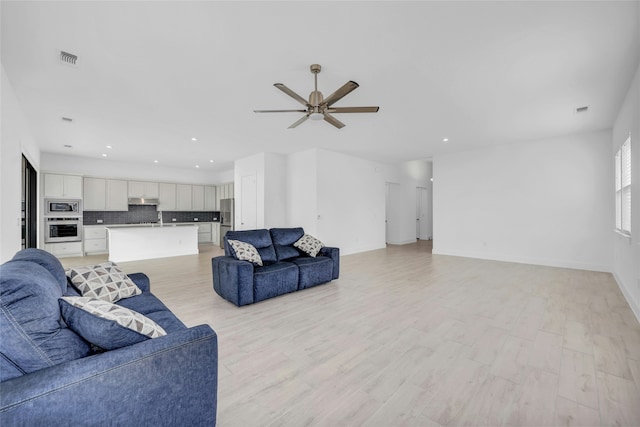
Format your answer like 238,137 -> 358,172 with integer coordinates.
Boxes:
1,65 -> 41,262
315,149 -> 386,255
612,62 -> 640,320
287,149 -> 318,236
433,129 -> 613,272
41,152 -> 226,185
263,153 -> 287,229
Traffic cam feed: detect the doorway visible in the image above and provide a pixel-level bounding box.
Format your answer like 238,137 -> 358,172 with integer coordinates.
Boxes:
22,155 -> 37,249
416,186 -> 432,240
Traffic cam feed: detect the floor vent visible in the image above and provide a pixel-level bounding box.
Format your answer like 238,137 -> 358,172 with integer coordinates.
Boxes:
60,51 -> 79,66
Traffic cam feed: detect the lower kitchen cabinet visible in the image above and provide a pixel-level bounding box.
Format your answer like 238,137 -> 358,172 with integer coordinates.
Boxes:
44,242 -> 83,258
84,226 -> 108,255
197,222 -> 212,243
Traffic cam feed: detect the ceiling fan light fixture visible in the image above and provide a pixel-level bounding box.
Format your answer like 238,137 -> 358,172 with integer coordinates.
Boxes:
309,112 -> 324,121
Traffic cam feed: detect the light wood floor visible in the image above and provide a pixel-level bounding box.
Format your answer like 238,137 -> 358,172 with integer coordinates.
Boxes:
61,241 -> 640,426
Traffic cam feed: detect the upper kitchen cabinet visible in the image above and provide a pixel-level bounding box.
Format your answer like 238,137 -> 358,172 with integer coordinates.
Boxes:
128,181 -> 159,199
204,186 -> 216,211
192,185 -> 205,211
83,178 -> 128,211
176,184 -> 193,211
158,183 -> 176,211
43,174 -> 83,198
215,182 -> 234,210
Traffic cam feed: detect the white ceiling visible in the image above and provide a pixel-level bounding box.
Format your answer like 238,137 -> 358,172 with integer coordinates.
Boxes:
2,1 -> 639,173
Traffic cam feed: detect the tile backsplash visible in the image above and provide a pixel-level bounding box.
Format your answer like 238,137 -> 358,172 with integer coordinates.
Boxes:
83,205 -> 219,225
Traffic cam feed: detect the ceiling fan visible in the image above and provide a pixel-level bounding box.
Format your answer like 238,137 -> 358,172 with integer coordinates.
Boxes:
254,64 -> 379,129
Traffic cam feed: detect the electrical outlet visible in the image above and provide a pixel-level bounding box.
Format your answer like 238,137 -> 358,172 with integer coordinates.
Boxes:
172,218 -> 176,222
96,219 -> 103,224
194,218 -> 199,221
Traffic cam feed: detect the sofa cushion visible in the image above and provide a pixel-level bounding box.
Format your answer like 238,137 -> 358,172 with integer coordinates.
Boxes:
67,262 -> 142,303
0,261 -> 90,380
116,292 -> 187,333
292,256 -> 334,289
228,239 -> 263,266
59,297 -> 166,350
225,229 -> 277,264
11,248 -> 68,294
270,227 -> 305,261
294,234 -> 325,257
253,262 -> 299,302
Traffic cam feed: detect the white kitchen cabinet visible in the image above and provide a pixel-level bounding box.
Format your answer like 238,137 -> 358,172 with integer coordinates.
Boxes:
215,182 -> 234,210
197,222 -> 212,243
84,226 -> 108,255
176,184 -> 192,211
204,186 -> 216,211
192,185 -> 205,211
106,180 -> 128,211
44,242 -> 83,258
128,181 -> 159,198
44,174 -> 83,198
158,183 -> 176,211
83,178 -> 106,210
83,178 -> 128,211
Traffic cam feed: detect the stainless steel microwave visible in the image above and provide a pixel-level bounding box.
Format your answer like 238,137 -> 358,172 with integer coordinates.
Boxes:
45,199 -> 82,216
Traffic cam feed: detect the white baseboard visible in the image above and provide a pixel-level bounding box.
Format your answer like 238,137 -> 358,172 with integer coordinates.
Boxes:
613,272 -> 640,324
431,248 -> 612,273
386,238 -> 419,246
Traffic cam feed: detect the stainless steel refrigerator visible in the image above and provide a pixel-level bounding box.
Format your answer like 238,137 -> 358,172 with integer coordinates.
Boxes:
219,198 -> 234,248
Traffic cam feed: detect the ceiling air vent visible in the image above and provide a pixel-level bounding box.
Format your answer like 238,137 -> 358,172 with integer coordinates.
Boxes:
60,51 -> 79,66
575,106 -> 589,113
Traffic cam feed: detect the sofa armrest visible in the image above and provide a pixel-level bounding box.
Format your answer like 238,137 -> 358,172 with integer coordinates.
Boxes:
128,272 -> 150,292
0,325 -> 218,426
319,247 -> 340,280
212,256 -> 254,306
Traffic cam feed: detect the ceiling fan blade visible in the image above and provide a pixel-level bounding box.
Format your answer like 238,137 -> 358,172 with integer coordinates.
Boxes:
288,114 -> 310,129
326,106 -> 379,113
274,83 -> 310,107
323,113 -> 346,129
322,81 -> 359,107
254,109 -> 307,113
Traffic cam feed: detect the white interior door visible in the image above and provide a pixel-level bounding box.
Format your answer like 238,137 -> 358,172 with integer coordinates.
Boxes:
240,174 -> 257,230
416,187 -> 432,240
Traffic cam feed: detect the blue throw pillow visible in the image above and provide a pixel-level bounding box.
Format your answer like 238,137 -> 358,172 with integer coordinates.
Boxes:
59,297 -> 167,350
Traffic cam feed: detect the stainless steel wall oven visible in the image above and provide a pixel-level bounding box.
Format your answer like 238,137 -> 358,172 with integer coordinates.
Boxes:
45,217 -> 82,243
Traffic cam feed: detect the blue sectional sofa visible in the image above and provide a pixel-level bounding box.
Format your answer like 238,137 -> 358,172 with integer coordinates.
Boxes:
212,227 -> 339,306
0,249 -> 218,426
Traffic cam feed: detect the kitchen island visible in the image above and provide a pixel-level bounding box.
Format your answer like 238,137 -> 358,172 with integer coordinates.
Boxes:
106,224 -> 198,262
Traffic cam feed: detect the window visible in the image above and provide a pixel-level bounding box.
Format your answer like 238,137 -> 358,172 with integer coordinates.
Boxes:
615,136 -> 631,235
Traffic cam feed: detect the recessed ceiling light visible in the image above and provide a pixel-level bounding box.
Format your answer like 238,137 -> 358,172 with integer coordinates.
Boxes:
195,165 -> 200,168
209,160 -> 214,163
106,145 -> 112,149
153,160 -> 159,164
442,138 -> 449,142
191,138 -> 197,142
101,153 -> 107,157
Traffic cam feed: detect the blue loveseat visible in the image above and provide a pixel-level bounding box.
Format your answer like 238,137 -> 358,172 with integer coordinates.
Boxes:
212,227 -> 339,306
0,249 -> 218,426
